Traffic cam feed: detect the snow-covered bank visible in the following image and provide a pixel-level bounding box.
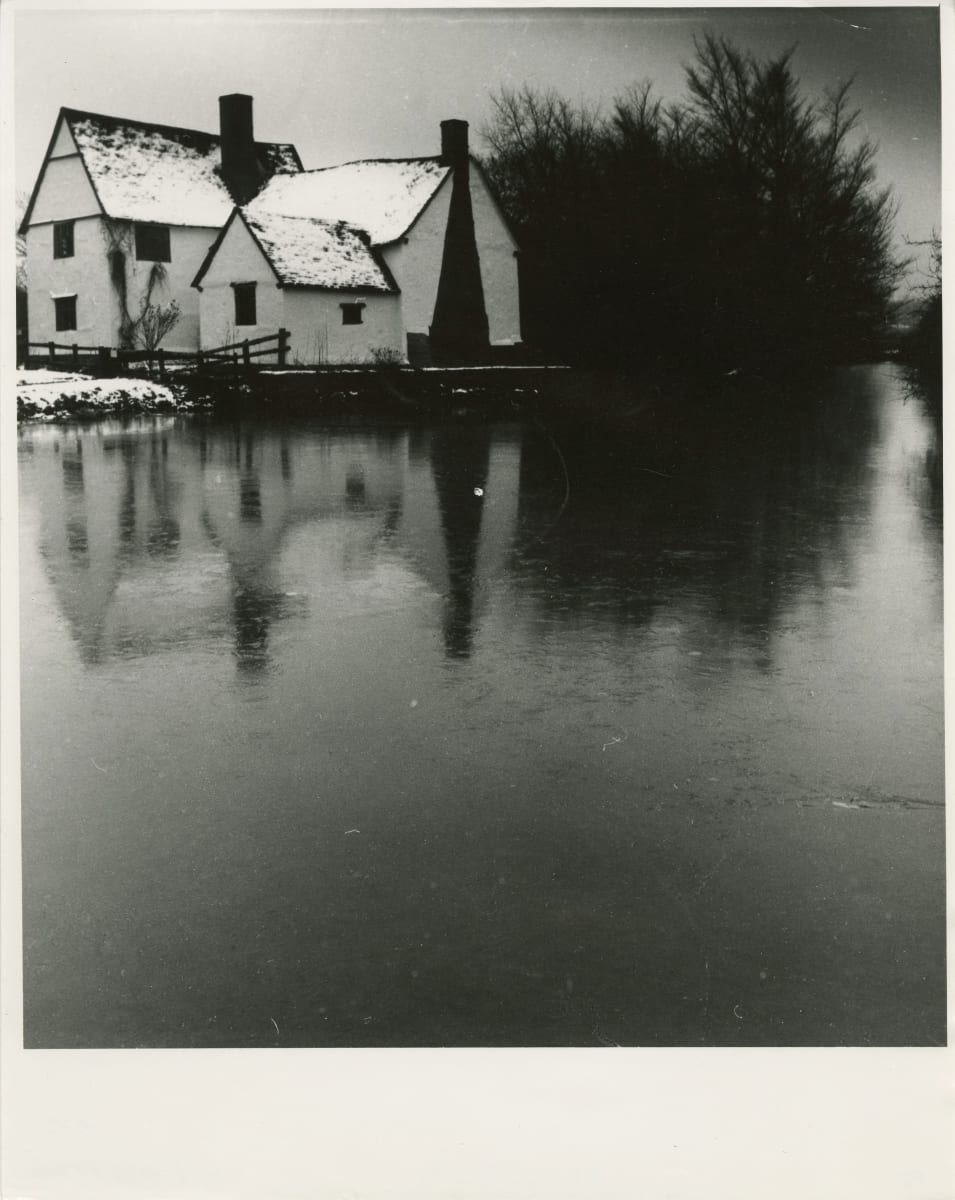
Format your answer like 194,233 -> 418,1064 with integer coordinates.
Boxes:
16,370 -> 196,420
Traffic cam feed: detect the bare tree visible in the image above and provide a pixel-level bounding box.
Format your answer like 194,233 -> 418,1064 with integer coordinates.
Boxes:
16,191 -> 29,362
482,35 -> 906,372
902,232 -> 941,376
136,300 -> 181,353
16,191 -> 29,288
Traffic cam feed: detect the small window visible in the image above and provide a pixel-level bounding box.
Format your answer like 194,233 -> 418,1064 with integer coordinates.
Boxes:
134,223 -> 171,263
53,221 -> 74,259
341,303 -> 365,326
54,295 -> 77,331
233,282 -> 257,327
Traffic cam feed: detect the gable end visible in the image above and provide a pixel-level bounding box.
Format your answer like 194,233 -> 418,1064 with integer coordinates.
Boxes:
470,158 -> 520,252
382,167 -> 453,247
19,110 -> 105,233
191,208 -> 283,290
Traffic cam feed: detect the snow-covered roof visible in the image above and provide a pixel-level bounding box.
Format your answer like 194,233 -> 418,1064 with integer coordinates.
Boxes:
59,109 -> 301,228
241,211 -> 397,291
247,159 -> 451,245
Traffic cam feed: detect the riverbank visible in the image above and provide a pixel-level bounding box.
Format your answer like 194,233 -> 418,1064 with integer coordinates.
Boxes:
15,364 -> 567,423
15,369 -> 198,421
15,361 -> 716,425
16,358 -> 918,434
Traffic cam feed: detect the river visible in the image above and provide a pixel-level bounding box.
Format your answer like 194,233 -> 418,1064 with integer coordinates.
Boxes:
17,362 -> 945,1046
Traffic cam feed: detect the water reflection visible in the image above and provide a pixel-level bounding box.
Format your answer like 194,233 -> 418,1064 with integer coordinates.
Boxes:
905,368 -> 943,534
429,426 -> 491,658
514,368 -> 893,662
146,436 -> 181,558
21,366 -> 941,678
28,418 -> 520,672
17,365 -> 945,1047
61,442 -> 84,494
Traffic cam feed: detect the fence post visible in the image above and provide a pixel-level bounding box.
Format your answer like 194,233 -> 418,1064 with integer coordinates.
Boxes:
278,328 -> 289,367
98,346 -> 111,373
197,350 -> 204,373
158,348 -> 166,380
242,340 -> 251,369
72,344 -> 79,369
48,340 -> 55,363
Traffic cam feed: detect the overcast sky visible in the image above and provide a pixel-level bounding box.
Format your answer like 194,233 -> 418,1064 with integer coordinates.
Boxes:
14,5 -> 941,286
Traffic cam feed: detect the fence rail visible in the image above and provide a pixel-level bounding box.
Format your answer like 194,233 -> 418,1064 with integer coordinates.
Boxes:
24,329 -> 290,375
27,341 -> 105,361
204,331 -> 286,353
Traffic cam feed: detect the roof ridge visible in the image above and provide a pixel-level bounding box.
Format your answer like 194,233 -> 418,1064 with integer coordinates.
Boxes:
297,156 -> 445,175
64,107 -> 219,144
246,209 -> 369,234
64,106 -> 296,151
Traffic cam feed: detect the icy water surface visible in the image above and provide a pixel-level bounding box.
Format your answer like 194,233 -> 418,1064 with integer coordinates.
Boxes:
18,364 -> 944,1046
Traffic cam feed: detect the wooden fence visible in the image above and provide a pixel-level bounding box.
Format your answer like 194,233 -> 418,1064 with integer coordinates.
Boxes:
24,329 -> 290,376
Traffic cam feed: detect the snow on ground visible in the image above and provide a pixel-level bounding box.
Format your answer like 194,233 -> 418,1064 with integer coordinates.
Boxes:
16,369 -> 88,387
16,370 -> 184,417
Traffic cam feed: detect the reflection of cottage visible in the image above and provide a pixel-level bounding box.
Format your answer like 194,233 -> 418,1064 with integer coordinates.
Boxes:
398,427 -> 522,658
24,421 -> 523,672
18,97 -> 302,352
22,96 -> 522,365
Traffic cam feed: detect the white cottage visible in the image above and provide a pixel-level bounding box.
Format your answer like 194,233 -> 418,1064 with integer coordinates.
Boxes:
21,98 -> 522,365
192,209 -> 405,365
196,119 -> 523,365
19,96 -> 302,352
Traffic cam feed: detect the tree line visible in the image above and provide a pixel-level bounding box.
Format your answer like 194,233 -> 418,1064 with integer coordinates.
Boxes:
902,234 -> 941,381
481,35 -> 909,374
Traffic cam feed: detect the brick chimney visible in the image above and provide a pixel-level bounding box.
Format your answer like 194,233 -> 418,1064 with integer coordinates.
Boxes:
440,119 -> 470,170
219,94 -> 261,205
430,119 -> 489,364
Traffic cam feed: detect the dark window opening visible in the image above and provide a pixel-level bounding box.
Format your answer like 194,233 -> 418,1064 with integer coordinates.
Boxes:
53,221 -> 75,259
134,223 -> 171,263
341,303 -> 365,326
54,296 -> 77,332
233,282 -> 257,327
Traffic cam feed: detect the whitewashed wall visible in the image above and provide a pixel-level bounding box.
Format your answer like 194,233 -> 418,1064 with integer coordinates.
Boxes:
27,218 -> 214,351
196,217 -> 285,353
50,118 -> 78,159
26,217 -> 115,348
470,167 -> 522,346
198,216 -> 404,364
25,120 -> 110,347
283,289 -> 404,365
123,225 -> 214,350
381,164 -> 521,350
29,156 -> 101,225
381,177 -> 451,337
